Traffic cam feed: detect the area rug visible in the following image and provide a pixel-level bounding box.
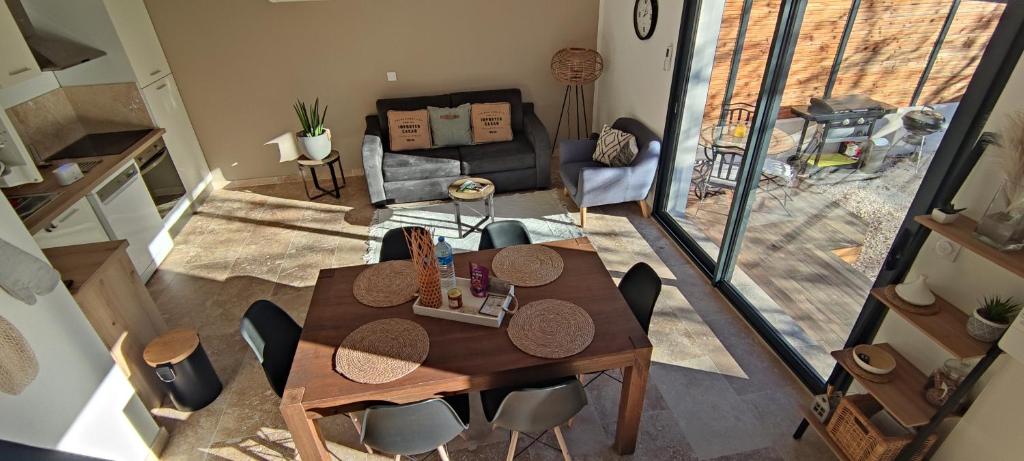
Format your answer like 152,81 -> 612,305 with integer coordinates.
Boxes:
364,190 -> 584,263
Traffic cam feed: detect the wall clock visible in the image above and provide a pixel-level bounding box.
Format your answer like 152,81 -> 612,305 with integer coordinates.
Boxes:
634,0 -> 658,40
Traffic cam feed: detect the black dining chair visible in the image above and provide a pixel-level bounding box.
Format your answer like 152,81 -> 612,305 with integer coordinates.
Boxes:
618,262 -> 661,333
478,221 -> 532,251
240,300 -> 302,397
379,226 -> 426,262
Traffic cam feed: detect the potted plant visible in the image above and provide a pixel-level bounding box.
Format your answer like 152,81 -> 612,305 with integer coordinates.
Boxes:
293,98 -> 331,160
966,296 -> 1022,342
931,203 -> 966,224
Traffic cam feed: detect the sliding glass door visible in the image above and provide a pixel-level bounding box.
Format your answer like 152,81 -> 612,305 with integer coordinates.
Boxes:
656,0 -> 1016,388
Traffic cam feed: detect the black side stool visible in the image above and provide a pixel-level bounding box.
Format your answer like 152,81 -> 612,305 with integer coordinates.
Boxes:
143,328 -> 222,411
297,150 -> 345,200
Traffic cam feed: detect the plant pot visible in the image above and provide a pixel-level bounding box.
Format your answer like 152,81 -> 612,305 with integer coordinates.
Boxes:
930,208 -> 960,224
966,308 -> 1009,342
297,129 -> 331,161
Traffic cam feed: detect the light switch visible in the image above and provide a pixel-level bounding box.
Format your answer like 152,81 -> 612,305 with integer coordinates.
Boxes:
386,72 -> 398,82
663,43 -> 674,71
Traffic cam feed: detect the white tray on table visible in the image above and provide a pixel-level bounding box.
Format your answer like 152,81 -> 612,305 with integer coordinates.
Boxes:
412,277 -> 515,328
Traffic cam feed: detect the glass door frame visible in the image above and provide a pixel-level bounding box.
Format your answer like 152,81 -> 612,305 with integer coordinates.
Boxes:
653,0 -> 1024,391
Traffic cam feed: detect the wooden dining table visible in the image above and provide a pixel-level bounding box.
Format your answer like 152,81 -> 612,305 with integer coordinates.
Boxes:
280,237 -> 653,460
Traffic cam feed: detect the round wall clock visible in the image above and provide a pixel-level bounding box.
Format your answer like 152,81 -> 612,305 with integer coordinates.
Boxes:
634,0 -> 658,40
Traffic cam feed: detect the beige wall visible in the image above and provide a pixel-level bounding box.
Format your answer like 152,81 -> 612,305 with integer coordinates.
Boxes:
144,0 -> 599,182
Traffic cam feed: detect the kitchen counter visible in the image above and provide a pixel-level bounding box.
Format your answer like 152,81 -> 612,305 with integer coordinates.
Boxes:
5,128 -> 165,234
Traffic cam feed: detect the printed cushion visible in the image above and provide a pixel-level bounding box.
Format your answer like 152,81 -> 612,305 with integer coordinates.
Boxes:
428,104 -> 473,147
387,109 -> 432,151
592,125 -> 639,167
470,102 -> 514,144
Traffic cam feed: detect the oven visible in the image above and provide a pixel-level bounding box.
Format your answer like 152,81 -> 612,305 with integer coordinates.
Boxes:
135,138 -> 186,219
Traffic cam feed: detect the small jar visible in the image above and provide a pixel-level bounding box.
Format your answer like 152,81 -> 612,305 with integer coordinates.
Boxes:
447,288 -> 463,309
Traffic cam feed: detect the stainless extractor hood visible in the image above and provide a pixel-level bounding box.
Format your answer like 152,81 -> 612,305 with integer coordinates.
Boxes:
5,0 -> 106,71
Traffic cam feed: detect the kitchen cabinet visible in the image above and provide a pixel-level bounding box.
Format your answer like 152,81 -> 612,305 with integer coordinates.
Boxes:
0,1 -> 42,88
32,197 -> 109,249
103,0 -> 170,88
142,75 -> 210,198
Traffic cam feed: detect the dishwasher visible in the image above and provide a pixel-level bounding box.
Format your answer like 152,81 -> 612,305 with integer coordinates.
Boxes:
88,162 -> 172,280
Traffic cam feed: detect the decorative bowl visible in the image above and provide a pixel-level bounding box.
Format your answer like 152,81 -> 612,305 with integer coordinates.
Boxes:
852,344 -> 896,375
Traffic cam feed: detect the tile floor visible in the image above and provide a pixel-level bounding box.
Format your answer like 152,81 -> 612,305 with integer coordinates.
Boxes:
147,175 -> 834,460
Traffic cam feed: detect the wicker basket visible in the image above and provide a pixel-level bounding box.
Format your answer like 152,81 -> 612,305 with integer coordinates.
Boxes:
826,394 -> 936,461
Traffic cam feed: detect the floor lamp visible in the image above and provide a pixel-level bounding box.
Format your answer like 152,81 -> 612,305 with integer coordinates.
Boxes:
550,48 -> 604,153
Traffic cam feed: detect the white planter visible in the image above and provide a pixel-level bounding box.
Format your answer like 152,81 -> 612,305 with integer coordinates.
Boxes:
966,309 -> 1009,342
298,129 -> 331,160
931,208 -> 960,224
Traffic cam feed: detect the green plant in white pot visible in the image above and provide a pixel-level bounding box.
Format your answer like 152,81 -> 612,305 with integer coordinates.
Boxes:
294,98 -> 331,160
966,296 -> 1021,342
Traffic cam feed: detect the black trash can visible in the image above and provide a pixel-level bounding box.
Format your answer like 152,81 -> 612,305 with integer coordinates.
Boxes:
143,329 -> 222,411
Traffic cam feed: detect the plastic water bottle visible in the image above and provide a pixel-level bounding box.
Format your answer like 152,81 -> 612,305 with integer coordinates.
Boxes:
436,236 -> 456,290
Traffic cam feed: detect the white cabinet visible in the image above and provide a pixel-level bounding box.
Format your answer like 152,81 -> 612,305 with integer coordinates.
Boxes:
33,198 -> 109,249
103,0 -> 170,88
0,1 -> 42,88
142,75 -> 210,198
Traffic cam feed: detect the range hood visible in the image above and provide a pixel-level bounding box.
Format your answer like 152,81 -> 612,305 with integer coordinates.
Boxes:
5,0 -> 106,71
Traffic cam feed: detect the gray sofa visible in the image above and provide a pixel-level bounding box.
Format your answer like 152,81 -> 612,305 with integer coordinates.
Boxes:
362,89 -> 551,205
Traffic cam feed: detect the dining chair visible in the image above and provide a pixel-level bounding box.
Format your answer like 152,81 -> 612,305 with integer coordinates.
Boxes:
240,300 -> 301,397
481,377 -> 587,461
356,395 -> 470,460
619,262 -> 661,334
720,102 -> 756,126
379,226 -> 426,262
478,220 -> 532,250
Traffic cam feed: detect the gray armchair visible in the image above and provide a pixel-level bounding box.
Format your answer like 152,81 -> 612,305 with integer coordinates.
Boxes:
559,118 -> 661,226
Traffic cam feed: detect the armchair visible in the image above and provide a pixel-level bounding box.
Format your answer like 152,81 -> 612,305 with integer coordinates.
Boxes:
559,118 -> 661,226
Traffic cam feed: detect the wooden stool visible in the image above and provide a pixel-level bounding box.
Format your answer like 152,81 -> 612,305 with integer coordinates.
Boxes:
144,329 -> 222,411
297,150 -> 346,200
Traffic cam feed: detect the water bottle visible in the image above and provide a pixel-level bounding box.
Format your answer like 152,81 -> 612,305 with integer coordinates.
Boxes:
436,236 -> 456,290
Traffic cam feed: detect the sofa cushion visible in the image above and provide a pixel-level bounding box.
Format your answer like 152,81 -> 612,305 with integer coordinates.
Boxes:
428,104 -> 472,147
450,89 -> 523,132
470,103 -> 513,144
377,94 -> 451,149
386,109 -> 432,151
382,147 -> 461,182
458,137 -> 535,175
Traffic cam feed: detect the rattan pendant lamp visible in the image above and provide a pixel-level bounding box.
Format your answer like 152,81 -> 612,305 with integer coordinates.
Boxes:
550,48 -> 604,151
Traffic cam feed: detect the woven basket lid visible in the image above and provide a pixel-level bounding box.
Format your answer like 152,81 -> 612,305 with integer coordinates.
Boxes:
551,48 -> 604,85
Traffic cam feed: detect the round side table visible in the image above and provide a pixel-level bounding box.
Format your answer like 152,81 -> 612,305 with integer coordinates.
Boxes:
448,177 -> 495,237
297,150 -> 346,200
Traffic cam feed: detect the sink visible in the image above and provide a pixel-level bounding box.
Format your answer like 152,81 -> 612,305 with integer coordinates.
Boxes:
7,192 -> 58,219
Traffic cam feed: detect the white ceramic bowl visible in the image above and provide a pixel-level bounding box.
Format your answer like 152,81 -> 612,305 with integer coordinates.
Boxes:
852,344 -> 896,375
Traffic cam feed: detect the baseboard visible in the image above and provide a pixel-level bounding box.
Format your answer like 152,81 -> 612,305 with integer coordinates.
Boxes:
226,169 -> 364,188
146,427 -> 170,461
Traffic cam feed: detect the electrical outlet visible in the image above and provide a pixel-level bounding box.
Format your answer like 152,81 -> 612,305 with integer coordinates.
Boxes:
934,236 -> 961,262
386,71 -> 397,82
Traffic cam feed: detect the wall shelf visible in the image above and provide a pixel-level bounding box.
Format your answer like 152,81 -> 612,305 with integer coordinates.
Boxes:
832,344 -> 937,427
871,287 -> 989,359
914,215 -> 1024,279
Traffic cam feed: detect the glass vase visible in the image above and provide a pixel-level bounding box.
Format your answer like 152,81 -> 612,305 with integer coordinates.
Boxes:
974,181 -> 1024,251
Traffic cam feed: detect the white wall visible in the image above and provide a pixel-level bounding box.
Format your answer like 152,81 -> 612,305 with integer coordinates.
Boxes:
872,51 -> 1024,461
0,193 -> 159,460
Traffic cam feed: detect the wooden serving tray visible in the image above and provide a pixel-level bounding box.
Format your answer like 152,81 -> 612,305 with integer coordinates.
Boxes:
413,277 -> 514,328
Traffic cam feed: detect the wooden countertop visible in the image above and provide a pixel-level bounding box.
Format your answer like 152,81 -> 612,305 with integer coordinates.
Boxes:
43,240 -> 129,294
5,128 -> 166,234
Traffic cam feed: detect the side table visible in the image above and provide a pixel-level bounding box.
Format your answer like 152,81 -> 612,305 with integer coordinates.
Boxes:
448,177 -> 495,237
297,150 -> 345,200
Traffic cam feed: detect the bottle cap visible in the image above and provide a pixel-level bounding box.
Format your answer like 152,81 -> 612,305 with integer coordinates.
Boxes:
438,236 -> 445,242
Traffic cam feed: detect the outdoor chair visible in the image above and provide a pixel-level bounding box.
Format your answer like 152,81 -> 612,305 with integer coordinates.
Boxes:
693,144 -> 793,215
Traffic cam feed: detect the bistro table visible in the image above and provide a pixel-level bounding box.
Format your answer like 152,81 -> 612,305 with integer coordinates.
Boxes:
280,237 -> 653,460
700,123 -> 797,155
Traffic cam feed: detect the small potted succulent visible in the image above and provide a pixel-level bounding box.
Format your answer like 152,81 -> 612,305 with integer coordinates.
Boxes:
966,296 -> 1021,342
931,202 -> 966,224
293,98 -> 331,160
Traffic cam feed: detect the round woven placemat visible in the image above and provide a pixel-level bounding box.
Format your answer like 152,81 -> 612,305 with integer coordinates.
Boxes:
334,318 -> 429,384
507,299 -> 594,359
353,261 -> 419,307
885,285 -> 939,316
492,245 -> 564,287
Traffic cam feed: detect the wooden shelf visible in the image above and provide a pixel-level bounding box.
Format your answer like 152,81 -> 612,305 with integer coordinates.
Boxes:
871,287 -> 989,359
798,406 -> 851,461
832,344 -> 935,427
915,215 -> 1024,279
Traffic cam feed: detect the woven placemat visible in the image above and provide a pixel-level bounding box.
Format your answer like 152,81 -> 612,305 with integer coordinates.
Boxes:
492,245 -> 564,287
0,315 -> 38,396
885,285 -> 939,316
508,299 -> 594,359
353,261 -> 419,307
334,318 -> 429,384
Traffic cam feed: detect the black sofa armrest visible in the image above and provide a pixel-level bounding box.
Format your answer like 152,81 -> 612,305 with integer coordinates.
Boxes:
362,115 -> 388,205
522,102 -> 552,188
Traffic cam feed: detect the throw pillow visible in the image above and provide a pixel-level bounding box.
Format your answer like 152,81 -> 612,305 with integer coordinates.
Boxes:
470,102 -> 513,144
427,104 -> 472,147
593,125 -> 639,167
387,109 -> 432,151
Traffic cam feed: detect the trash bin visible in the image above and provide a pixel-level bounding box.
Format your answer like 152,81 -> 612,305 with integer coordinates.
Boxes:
143,328 -> 222,411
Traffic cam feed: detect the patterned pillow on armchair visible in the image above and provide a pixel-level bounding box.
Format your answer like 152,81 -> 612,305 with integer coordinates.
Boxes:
592,125 -> 639,167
